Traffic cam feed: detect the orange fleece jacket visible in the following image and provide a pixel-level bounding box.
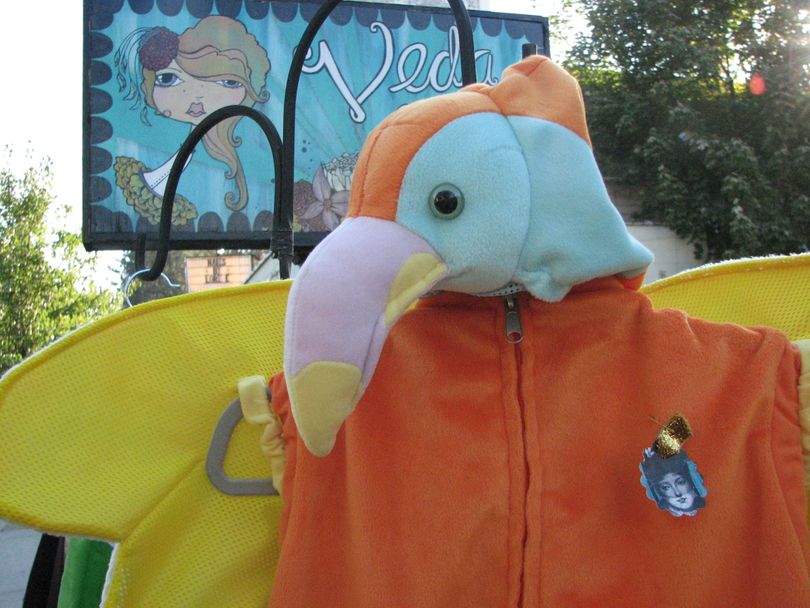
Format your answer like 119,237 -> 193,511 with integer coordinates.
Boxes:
269,280 -> 809,607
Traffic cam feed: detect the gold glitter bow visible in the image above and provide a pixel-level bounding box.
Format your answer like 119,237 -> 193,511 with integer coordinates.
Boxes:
654,413 -> 692,458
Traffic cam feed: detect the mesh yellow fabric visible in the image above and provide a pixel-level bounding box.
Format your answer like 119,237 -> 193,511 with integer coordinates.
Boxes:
643,253 -> 810,527
0,280 -> 290,607
642,254 -> 810,340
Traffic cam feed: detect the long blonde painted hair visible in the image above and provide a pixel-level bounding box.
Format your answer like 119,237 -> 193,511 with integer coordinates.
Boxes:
140,17 -> 271,211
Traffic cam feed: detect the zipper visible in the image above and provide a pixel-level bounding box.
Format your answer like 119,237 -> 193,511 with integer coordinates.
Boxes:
504,295 -> 524,343
504,295 -> 528,606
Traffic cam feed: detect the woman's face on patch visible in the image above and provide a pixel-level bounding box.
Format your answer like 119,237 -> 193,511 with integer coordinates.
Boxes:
152,60 -> 247,125
657,472 -> 696,511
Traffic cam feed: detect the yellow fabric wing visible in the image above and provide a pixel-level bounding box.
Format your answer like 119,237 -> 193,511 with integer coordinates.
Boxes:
0,280 -> 291,607
642,253 -> 810,340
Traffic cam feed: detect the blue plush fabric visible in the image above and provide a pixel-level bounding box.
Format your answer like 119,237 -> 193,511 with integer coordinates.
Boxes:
507,116 -> 653,300
394,112 -> 653,300
395,113 -> 530,295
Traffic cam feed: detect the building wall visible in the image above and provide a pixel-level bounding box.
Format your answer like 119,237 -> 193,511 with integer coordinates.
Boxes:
628,224 -> 701,283
607,182 -> 702,283
186,255 -> 257,292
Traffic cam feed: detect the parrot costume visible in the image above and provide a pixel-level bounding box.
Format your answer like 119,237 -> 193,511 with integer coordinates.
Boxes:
0,56 -> 808,607
271,56 -> 810,606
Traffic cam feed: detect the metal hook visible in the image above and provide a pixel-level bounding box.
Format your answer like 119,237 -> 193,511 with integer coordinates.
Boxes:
122,268 -> 181,308
135,105 -> 281,282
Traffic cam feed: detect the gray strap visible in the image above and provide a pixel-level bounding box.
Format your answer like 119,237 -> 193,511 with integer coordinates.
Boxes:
205,397 -> 279,496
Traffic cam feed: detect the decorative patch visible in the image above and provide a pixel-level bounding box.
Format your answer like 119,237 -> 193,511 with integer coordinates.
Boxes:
640,414 -> 707,517
654,412 -> 692,458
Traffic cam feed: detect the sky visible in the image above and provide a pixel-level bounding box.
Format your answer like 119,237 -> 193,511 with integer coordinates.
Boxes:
0,0 -> 569,289
0,4 -> 121,285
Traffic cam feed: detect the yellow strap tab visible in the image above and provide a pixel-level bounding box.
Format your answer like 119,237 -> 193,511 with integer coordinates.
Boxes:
238,375 -> 273,425
238,375 -> 285,496
261,421 -> 286,497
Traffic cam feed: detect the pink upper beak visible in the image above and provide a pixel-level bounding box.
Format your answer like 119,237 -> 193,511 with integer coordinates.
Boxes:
284,216 -> 448,455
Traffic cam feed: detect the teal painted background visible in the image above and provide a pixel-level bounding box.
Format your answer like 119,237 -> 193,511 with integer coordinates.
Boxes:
85,0 -> 547,249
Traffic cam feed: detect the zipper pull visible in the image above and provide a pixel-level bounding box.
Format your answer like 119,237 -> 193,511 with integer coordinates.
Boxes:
504,295 -> 523,344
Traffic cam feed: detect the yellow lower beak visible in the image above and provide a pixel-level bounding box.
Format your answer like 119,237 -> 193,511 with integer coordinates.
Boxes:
288,361 -> 362,457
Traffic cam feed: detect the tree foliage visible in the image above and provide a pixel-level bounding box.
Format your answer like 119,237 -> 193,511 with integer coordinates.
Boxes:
0,156 -> 118,374
566,0 -> 810,260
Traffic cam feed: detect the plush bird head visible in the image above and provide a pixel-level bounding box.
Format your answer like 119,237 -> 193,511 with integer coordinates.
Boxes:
285,56 -> 653,456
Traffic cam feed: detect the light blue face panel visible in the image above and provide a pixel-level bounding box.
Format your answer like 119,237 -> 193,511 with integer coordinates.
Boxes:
396,113 -> 531,294
507,116 -> 653,301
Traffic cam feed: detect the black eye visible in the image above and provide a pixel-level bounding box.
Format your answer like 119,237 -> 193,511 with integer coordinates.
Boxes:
429,184 -> 464,219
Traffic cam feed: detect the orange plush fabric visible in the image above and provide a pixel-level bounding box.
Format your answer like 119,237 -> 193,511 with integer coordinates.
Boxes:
348,56 -> 591,221
269,281 -> 809,607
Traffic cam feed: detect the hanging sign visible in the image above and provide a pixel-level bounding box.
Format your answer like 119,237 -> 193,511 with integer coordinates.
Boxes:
83,0 -> 548,251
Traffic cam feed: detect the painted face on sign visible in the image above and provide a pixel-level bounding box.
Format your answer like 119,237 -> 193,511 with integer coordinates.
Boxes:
115,16 -> 271,210
656,472 -> 696,512
152,61 -> 247,126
